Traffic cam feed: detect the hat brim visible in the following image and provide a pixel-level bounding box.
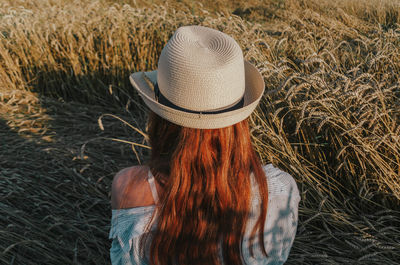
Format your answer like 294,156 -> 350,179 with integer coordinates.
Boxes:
129,60 -> 265,129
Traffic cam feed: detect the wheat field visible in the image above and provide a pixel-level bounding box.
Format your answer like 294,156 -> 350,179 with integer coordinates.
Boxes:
1,0 -> 399,264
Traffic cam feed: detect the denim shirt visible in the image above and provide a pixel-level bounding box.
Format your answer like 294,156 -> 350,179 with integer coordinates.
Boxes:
109,164 -> 300,264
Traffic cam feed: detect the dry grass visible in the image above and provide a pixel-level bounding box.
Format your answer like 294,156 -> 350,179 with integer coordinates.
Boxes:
1,0 -> 399,264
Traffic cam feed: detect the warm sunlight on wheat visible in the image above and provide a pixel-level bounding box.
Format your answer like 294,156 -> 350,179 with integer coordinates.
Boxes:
1,0 -> 399,264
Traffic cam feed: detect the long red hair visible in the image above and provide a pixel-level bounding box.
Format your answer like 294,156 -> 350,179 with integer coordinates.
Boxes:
142,111 -> 268,265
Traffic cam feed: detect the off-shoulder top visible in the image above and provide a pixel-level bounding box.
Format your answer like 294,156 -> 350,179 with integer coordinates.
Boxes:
109,164 -> 300,264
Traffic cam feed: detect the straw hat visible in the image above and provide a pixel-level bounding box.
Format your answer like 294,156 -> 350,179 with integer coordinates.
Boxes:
129,25 -> 265,129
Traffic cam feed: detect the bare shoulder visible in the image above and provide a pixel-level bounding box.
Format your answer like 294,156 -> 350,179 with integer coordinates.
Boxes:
111,165 -> 155,209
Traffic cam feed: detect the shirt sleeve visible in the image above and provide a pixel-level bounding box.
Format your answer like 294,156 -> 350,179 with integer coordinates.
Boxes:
109,208 -> 155,265
243,164 -> 301,264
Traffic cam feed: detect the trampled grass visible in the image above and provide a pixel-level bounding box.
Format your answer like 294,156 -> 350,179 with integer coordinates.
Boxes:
1,0 -> 399,264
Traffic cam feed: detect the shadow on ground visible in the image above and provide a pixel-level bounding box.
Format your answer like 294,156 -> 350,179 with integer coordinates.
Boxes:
1,80 -> 150,263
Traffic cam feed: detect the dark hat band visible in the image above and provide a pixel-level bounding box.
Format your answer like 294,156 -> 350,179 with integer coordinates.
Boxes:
154,83 -> 244,114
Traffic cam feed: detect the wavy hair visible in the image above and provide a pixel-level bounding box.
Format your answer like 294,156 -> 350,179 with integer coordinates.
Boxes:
142,111 -> 268,265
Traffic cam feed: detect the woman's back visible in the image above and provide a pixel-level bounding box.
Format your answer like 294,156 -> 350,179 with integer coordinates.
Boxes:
109,164 -> 300,265
111,25 -> 300,264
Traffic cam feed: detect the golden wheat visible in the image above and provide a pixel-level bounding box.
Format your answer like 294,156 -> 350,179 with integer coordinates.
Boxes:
1,0 -> 399,264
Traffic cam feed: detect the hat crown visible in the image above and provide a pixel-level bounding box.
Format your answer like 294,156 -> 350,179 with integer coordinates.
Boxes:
157,26 -> 246,112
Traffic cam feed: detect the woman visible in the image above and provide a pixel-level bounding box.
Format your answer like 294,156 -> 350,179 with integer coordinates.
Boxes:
109,25 -> 300,265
